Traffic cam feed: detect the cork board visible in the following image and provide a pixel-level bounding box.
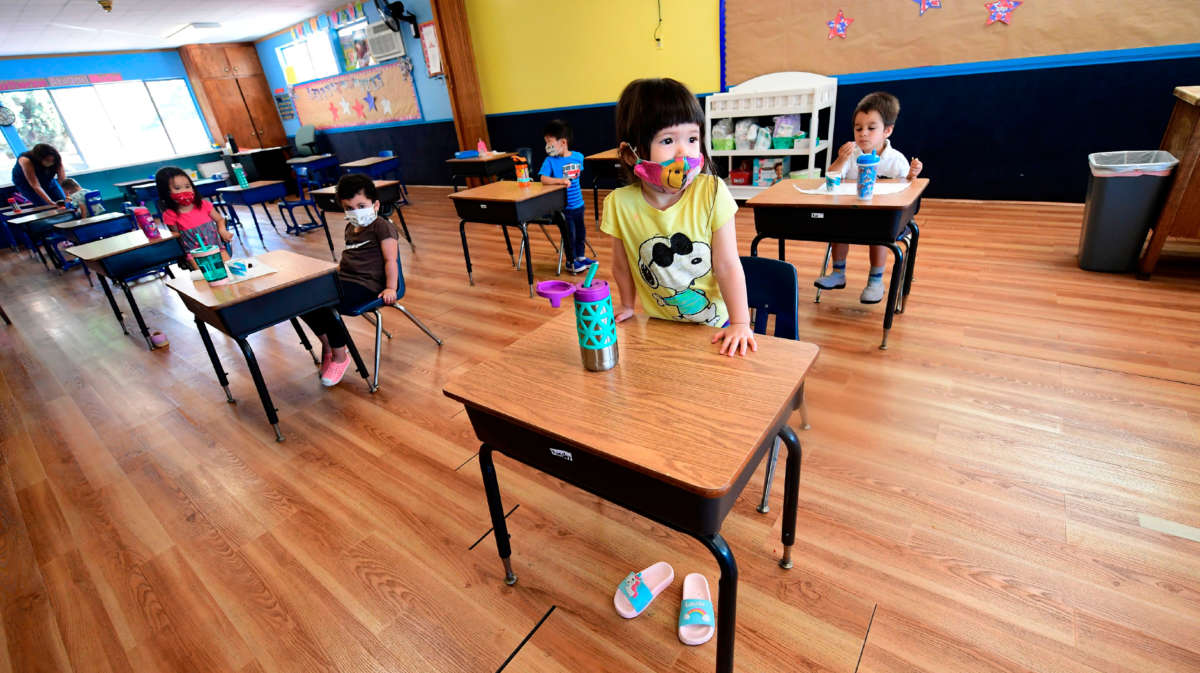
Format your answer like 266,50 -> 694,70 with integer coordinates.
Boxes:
725,1 -> 1200,86
292,62 -> 420,130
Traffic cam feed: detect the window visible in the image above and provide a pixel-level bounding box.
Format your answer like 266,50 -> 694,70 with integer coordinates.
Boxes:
0,89 -> 87,171
0,134 -> 15,180
0,78 -> 210,172
337,19 -> 375,72
278,32 -> 340,85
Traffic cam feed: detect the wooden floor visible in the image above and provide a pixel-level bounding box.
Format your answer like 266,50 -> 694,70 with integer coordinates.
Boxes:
2,187 -> 1199,673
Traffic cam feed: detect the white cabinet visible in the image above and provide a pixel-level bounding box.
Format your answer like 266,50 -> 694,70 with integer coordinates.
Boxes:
706,72 -> 838,200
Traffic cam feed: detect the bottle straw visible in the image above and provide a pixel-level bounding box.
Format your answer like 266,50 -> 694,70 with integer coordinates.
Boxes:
583,262 -> 598,288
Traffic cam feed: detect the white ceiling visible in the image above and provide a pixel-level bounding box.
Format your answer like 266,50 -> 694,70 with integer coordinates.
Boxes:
0,0 -> 343,56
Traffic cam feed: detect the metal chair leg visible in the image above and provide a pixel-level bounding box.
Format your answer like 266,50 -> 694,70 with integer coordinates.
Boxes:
363,311 -> 392,339
815,243 -> 832,303
391,304 -> 444,346
757,437 -> 781,513
370,310 -> 382,393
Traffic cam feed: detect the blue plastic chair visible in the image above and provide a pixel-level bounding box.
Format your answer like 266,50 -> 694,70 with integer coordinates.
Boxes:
340,254 -> 442,392
83,190 -> 104,217
277,167 -> 326,251
377,150 -> 409,200
740,255 -> 809,513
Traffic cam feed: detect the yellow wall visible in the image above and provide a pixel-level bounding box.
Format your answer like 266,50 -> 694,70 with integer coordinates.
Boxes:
464,0 -> 720,115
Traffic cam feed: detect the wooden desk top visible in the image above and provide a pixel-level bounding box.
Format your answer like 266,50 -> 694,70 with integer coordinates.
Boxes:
340,156 -> 395,168
114,179 -> 151,188
1175,86 -> 1200,106
231,147 -> 285,156
217,180 -> 284,192
2,203 -> 58,218
448,180 -> 564,203
309,179 -> 399,196
8,208 -> 73,225
443,314 -> 819,496
54,212 -> 127,230
287,154 -> 335,164
585,148 -> 620,161
747,178 -> 929,210
445,152 -> 516,165
165,249 -> 336,311
66,229 -> 177,262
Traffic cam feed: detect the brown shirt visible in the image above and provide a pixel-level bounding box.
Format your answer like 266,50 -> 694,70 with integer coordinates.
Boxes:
338,215 -> 398,293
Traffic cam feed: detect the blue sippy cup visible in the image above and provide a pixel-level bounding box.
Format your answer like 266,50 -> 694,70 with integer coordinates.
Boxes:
856,151 -> 880,200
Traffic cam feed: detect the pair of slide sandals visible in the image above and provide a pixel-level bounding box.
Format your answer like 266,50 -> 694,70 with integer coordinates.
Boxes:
613,561 -> 715,646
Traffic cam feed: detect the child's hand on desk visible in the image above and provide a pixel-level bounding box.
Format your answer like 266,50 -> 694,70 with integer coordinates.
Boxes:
837,142 -> 856,164
907,157 -> 923,180
379,287 -> 397,305
614,304 -> 635,322
712,322 -> 758,357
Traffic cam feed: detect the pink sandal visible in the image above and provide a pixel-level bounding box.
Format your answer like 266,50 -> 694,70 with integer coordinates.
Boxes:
677,573 -> 715,645
613,562 -> 674,619
320,356 -> 351,387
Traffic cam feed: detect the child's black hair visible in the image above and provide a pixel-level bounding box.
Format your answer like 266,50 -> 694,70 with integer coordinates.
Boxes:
614,78 -> 711,183
543,119 -> 573,144
854,92 -> 901,128
336,172 -> 377,203
154,166 -> 197,214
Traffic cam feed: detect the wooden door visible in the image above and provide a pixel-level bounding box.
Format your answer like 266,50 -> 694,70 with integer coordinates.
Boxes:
225,44 -> 262,77
181,44 -> 232,79
202,78 -> 258,150
236,75 -> 287,149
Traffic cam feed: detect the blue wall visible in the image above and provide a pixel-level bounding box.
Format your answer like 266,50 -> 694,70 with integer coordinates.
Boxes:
255,0 -> 452,139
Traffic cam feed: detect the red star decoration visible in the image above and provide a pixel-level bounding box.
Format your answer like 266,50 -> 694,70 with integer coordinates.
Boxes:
329,101 -> 340,121
984,0 -> 1022,25
352,98 -> 366,119
826,9 -> 853,39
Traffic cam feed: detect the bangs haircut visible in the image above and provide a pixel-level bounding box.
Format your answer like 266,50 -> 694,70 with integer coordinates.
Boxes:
615,78 -> 711,182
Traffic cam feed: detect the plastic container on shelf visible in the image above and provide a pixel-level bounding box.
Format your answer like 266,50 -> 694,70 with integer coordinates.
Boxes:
712,137 -> 735,151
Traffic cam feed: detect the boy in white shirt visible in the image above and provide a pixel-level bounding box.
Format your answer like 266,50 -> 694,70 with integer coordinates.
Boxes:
816,92 -> 923,303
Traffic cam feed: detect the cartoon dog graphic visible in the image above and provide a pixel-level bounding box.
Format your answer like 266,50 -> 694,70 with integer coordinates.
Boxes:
637,233 -> 723,326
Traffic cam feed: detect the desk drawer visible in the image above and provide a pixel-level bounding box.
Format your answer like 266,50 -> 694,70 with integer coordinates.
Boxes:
754,202 -> 917,245
453,199 -> 519,225
215,273 -> 339,337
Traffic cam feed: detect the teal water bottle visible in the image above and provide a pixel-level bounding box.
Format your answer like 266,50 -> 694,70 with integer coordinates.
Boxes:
535,264 -> 619,371
232,162 -> 249,188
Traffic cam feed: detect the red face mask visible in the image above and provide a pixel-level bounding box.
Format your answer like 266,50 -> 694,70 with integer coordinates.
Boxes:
170,191 -> 196,206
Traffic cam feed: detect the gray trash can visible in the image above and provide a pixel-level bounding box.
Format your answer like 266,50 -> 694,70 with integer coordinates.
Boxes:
1078,150 -> 1179,272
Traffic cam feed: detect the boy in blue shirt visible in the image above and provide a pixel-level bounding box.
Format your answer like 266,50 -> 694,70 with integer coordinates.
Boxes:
539,119 -> 594,273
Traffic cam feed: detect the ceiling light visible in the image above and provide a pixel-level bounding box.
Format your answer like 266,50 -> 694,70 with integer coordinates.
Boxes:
165,22 -> 222,40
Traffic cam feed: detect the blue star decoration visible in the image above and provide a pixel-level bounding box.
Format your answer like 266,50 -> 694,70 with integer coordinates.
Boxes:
913,0 -> 942,16
826,9 -> 853,39
364,91 -> 377,111
985,0 -> 1021,25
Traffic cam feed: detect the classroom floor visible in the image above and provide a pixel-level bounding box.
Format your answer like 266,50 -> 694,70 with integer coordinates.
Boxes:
2,188 -> 1199,673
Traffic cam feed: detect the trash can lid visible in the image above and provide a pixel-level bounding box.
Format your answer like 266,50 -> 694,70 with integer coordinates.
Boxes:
1089,150 -> 1179,177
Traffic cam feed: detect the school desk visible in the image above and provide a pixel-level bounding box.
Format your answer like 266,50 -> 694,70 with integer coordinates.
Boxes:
217,180 -> 288,248
165,249 -> 370,442
54,211 -> 133,244
114,178 -> 150,202
746,178 -> 928,349
339,155 -> 408,204
287,153 -> 340,187
309,179 -> 411,257
66,229 -> 186,350
224,147 -> 294,193
443,313 -> 817,673
8,207 -> 76,269
584,148 -> 623,222
445,152 -> 517,191
448,180 -> 566,296
131,181 -> 158,210
2,203 -> 59,251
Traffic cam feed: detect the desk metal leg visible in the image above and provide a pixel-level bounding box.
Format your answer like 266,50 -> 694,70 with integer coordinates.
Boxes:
757,437 -> 781,513
459,219 -> 474,286
778,239 -> 786,261
319,211 -> 336,261
815,244 -> 832,304
196,320 -> 235,403
695,533 -> 738,673
478,444 -> 518,585
902,221 -> 919,300
502,226 -> 516,267
118,282 -> 154,350
778,424 -> 802,569
329,309 -> 372,389
392,204 -> 414,251
520,223 -> 534,297
592,177 -> 600,224
291,318 -> 319,367
246,205 -> 268,249
0,303 -> 9,325
881,243 -> 904,350
236,336 -> 283,442
97,276 -> 127,334
749,234 -> 764,258
261,204 -> 280,233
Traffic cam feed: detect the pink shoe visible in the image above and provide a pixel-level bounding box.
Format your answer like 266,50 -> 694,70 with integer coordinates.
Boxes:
320,356 -> 351,387
320,345 -> 332,370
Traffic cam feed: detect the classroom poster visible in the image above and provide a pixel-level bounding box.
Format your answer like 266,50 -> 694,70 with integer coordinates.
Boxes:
291,62 -> 420,130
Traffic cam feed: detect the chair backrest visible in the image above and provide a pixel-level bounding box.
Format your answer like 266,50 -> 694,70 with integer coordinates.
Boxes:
295,125 -> 317,156
740,256 -> 799,340
377,150 -> 394,158
84,190 -> 103,216
515,147 -> 533,166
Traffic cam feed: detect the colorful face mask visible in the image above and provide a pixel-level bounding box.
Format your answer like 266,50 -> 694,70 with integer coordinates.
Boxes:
625,145 -> 704,193
346,205 -> 376,227
545,142 -> 561,157
170,191 -> 195,206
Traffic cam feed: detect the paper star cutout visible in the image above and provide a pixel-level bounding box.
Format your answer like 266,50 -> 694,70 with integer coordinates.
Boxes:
913,0 -> 942,16
985,0 -> 1021,24
381,98 -> 392,115
364,91 -> 377,111
826,9 -> 853,39
328,101 -> 340,121
339,98 -> 351,115
351,98 -> 366,118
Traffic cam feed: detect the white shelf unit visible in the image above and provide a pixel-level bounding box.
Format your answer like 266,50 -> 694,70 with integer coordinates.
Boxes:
706,72 -> 838,200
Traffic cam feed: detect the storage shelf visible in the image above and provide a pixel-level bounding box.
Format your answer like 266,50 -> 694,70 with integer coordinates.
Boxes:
708,106 -> 827,119
710,142 -> 830,157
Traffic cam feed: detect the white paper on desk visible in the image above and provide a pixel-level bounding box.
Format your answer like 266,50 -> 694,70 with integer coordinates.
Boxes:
187,258 -> 277,285
794,182 -> 912,196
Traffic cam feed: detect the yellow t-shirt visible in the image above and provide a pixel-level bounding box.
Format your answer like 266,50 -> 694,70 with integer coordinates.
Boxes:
601,174 -> 737,327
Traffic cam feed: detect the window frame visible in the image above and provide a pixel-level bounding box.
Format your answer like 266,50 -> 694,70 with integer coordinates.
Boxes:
276,30 -> 342,86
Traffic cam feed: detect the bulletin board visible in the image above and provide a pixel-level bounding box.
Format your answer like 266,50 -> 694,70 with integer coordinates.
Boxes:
724,1 -> 1200,86
291,62 -> 420,130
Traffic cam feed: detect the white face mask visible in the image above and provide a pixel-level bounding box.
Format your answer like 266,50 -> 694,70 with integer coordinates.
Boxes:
545,143 -> 560,157
346,205 -> 375,227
